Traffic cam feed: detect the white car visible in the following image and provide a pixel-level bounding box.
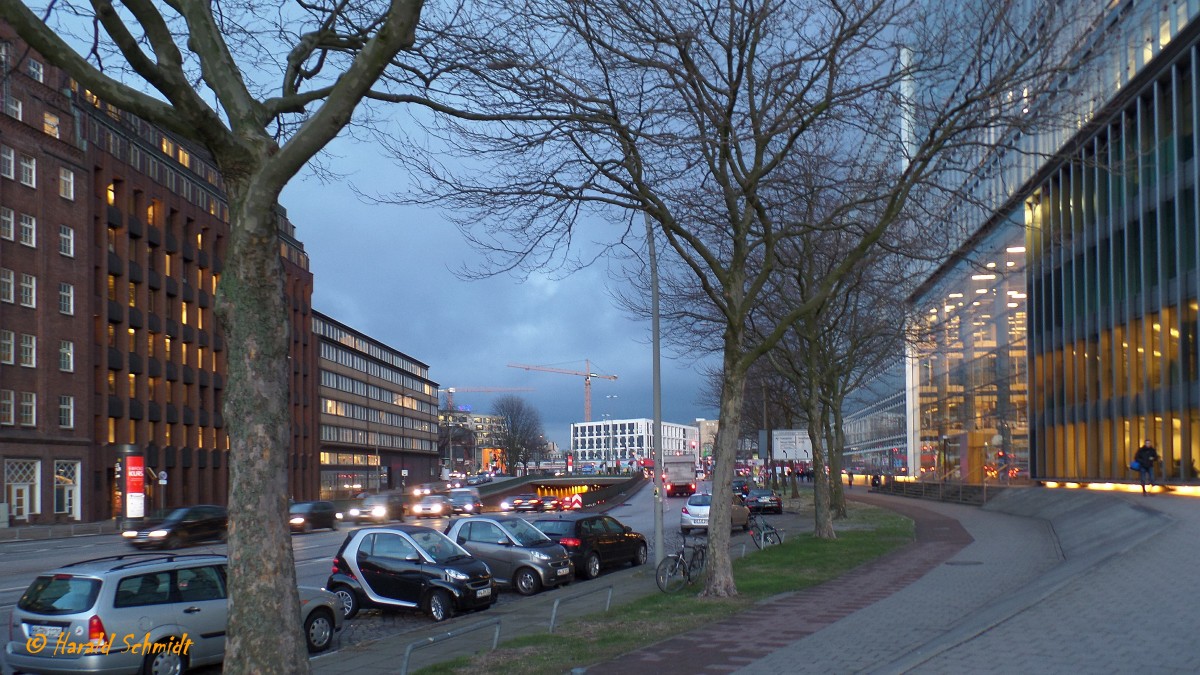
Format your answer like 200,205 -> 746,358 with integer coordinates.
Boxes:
679,492 -> 750,535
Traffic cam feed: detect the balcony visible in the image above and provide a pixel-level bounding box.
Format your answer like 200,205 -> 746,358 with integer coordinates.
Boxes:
213,373 -> 224,390
213,334 -> 224,352
147,224 -> 162,247
127,214 -> 144,239
107,251 -> 123,275
127,352 -> 143,374
166,231 -> 179,253
148,270 -> 162,290
165,319 -> 179,339
106,205 -> 123,228
127,307 -> 143,329
182,366 -> 195,385
127,261 -> 143,284
182,243 -> 196,262
145,445 -> 159,466
198,330 -> 209,348
198,250 -> 210,269
213,411 -> 224,428
107,396 -> 123,418
165,362 -> 178,382
128,399 -> 143,420
166,405 -> 179,424
164,446 -> 176,469
183,407 -> 195,426
199,370 -> 210,388
213,256 -> 223,274
198,290 -> 210,309
181,447 -> 192,469
165,277 -> 179,297
148,357 -> 162,378
147,314 -> 162,334
182,325 -> 195,344
107,347 -> 123,370
107,300 -> 124,323
148,401 -> 162,422
199,409 -> 210,427
182,284 -> 195,303
197,449 -> 207,469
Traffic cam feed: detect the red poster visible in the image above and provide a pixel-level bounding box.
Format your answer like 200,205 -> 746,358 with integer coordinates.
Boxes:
126,455 -> 145,494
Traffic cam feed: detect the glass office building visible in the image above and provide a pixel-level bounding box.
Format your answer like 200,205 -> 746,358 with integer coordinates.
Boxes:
910,0 -> 1200,484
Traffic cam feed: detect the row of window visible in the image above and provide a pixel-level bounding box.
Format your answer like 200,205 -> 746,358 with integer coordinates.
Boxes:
0,332 -> 72,369
0,269 -> 75,313
0,390 -> 73,428
0,209 -> 75,253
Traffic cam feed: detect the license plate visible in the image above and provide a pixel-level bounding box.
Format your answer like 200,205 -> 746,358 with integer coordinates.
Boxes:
28,625 -> 62,638
694,519 -> 708,525
477,587 -> 492,598
557,567 -> 571,576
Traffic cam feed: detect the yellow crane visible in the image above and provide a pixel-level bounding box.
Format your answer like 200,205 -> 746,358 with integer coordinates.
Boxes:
507,360 -> 617,422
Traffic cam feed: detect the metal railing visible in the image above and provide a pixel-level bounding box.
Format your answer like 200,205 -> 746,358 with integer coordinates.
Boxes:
549,583 -> 614,633
400,616 -> 502,675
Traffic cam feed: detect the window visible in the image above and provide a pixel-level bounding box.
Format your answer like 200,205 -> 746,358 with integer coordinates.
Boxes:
18,392 -> 35,426
42,112 -> 59,139
58,168 -> 74,200
58,396 -> 74,429
0,330 -> 11,363
0,390 -> 12,425
0,267 -> 12,303
27,59 -> 43,83
18,273 -> 35,307
19,156 -> 35,188
0,146 -> 12,178
114,572 -> 171,608
54,461 -> 79,516
18,214 -> 35,247
19,334 -> 35,367
0,207 -> 11,239
59,340 -> 73,372
58,225 -> 74,257
4,96 -> 21,121
58,283 -> 73,315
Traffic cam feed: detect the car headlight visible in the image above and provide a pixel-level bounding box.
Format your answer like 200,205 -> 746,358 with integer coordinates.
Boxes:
336,512 -> 344,520
121,531 -> 137,538
500,501 -> 511,510
463,504 -> 474,511
148,530 -> 169,538
349,508 -> 361,517
431,505 -> 442,513
372,506 -> 386,517
445,568 -> 470,581
530,550 -> 551,561
290,517 -> 305,525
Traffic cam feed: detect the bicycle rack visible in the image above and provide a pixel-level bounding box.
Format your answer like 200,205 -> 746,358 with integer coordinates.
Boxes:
400,616 -> 502,675
549,583 -> 614,633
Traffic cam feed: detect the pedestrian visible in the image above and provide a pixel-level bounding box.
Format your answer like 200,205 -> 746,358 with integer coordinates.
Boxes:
847,470 -> 854,489
1133,440 -> 1159,494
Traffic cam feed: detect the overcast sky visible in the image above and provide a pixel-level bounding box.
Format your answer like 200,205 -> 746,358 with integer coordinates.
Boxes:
279,138 -> 719,450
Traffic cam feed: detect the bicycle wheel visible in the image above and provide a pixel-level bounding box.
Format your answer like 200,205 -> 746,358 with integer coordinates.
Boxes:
689,546 -> 707,577
763,528 -> 782,546
656,555 -> 688,593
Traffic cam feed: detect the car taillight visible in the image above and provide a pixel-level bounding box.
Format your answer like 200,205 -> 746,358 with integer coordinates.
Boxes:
560,537 -> 582,548
332,557 -> 354,579
681,506 -> 690,515
88,615 -> 106,647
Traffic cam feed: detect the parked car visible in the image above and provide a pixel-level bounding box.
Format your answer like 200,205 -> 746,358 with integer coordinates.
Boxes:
3,552 -> 342,675
679,492 -> 751,535
289,500 -> 341,533
412,494 -> 454,518
744,488 -> 784,514
529,513 -> 648,580
500,493 -> 548,512
346,491 -> 407,524
120,505 -> 227,549
325,525 -> 495,622
444,516 -> 573,595
447,488 -> 483,515
731,478 -> 754,499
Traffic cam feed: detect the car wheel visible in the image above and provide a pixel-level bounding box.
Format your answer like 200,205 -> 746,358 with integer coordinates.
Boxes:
140,641 -> 187,675
426,589 -> 454,622
331,585 -> 359,619
632,543 -> 648,567
583,552 -> 602,580
304,607 -> 335,653
514,567 -> 542,596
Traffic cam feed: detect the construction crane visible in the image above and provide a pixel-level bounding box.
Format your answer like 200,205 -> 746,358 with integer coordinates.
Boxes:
507,360 -> 617,422
443,387 -> 534,411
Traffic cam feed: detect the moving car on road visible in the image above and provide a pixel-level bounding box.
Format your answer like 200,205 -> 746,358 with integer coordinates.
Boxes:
501,494 -> 548,512
444,516 -> 573,595
530,513 -> 648,580
121,504 -> 227,549
289,500 -> 341,533
325,525 -> 495,622
346,491 -> 407,524
447,488 -> 483,515
412,494 -> 454,518
3,552 -> 341,675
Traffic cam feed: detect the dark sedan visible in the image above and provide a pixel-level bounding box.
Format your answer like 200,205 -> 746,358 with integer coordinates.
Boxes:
290,500 -> 341,533
121,504 -> 228,549
744,488 -> 783,514
529,513 -> 648,579
502,493 -> 548,512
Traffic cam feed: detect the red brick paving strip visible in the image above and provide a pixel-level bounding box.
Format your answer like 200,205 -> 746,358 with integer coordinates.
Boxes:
583,494 -> 973,675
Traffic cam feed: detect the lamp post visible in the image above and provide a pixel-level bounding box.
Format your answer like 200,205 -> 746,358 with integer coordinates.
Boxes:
644,211 -> 664,566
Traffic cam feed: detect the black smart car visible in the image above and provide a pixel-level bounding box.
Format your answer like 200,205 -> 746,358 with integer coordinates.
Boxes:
325,525 -> 495,622
528,513 -> 647,580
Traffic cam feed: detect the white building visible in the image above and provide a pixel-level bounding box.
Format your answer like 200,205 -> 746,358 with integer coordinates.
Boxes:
569,418 -> 699,470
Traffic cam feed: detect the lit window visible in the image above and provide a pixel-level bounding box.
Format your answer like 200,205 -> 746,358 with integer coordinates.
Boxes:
18,391 -> 35,426
58,395 -> 74,429
0,330 -> 12,363
27,59 -> 43,83
58,283 -> 73,315
0,146 -> 12,179
18,333 -> 35,367
42,112 -> 59,139
58,168 -> 74,200
59,340 -> 73,372
58,225 -> 74,257
0,390 -> 12,425
18,214 -> 35,247
19,155 -> 35,188
4,96 -> 21,121
0,207 -> 11,240
18,273 -> 34,307
0,267 -> 12,303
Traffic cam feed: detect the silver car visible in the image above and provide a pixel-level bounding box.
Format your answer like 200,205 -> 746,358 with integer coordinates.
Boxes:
444,515 -> 574,595
679,492 -> 751,535
3,553 -> 342,675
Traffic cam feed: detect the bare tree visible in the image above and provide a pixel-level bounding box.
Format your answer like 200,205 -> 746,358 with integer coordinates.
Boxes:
369,0 -> 1101,597
491,395 -> 545,474
1,3 -> 424,672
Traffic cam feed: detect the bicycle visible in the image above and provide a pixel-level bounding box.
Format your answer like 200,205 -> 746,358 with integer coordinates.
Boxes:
655,534 -> 707,593
748,512 -> 783,549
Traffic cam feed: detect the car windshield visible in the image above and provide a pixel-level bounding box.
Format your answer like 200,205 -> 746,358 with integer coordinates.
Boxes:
502,519 -> 553,546
688,494 -> 712,507
531,519 -> 572,537
449,494 -> 474,504
290,503 -> 313,513
410,530 -> 472,563
18,575 -> 102,615
748,489 -> 774,498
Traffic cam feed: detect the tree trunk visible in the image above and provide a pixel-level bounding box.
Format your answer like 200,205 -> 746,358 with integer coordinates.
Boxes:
701,347 -> 748,598
215,187 -> 309,675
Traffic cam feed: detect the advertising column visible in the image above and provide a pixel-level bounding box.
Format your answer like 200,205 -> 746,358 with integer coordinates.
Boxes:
116,444 -> 145,528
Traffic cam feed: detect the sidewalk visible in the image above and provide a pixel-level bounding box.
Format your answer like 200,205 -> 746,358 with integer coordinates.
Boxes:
0,519 -> 119,541
316,485 -> 1200,675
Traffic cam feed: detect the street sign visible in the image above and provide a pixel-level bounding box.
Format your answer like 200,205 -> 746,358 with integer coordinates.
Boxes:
158,470 -> 168,486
